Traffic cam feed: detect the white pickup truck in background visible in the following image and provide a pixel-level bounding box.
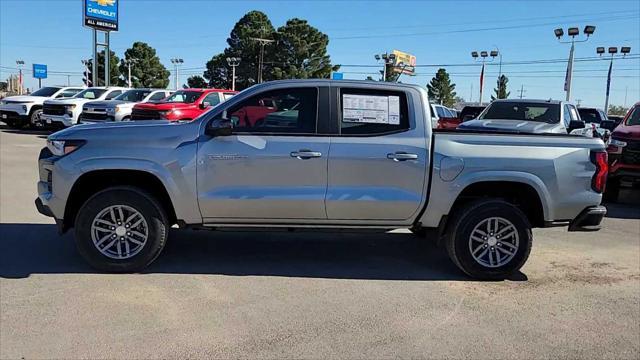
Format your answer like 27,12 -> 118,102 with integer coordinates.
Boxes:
0,86 -> 84,129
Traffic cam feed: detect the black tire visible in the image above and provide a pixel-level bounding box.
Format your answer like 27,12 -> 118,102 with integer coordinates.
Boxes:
74,186 -> 168,272
444,199 -> 532,280
604,178 -> 620,202
409,227 -> 427,237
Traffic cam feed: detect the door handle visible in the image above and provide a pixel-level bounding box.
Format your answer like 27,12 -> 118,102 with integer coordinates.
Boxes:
387,152 -> 418,161
291,149 -> 322,159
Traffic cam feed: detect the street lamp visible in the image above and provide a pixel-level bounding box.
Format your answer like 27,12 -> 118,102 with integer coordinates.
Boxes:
16,60 -> 25,94
471,49 -> 498,105
226,57 -> 241,91
597,45 -> 631,113
554,25 -> 595,101
170,58 -> 184,90
374,52 -> 396,81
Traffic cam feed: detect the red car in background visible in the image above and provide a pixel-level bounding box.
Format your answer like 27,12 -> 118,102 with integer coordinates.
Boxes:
605,101 -> 640,201
131,88 -> 236,121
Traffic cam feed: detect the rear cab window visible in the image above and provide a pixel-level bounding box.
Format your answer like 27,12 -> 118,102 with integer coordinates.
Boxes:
338,88 -> 410,136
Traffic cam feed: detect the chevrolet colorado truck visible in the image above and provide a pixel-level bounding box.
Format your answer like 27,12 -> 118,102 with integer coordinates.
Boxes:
36,80 -> 608,279
79,89 -> 173,124
42,87 -> 129,127
131,88 -> 236,121
0,86 -> 83,129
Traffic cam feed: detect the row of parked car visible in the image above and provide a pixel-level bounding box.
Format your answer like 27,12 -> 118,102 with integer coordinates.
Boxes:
0,86 -> 237,129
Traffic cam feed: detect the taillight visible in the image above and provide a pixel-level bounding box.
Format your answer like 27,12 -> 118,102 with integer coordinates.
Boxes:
590,150 -> 608,193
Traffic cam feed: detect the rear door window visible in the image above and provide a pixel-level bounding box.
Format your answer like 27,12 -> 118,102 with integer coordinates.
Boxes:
338,88 -> 410,136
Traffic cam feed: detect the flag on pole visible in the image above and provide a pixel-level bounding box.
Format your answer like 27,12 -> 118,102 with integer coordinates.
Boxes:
606,60 -> 612,97
480,63 -> 485,90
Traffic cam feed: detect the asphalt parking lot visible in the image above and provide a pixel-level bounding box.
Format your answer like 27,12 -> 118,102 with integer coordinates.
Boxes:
1,124 -> 639,359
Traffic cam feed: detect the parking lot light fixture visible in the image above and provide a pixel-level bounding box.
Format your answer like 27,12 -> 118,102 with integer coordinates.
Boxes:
170,58 -> 184,90
16,60 -> 25,94
374,52 -> 398,81
471,50 -> 496,106
608,47 -> 618,54
554,28 -> 564,38
471,51 -> 478,58
554,26 -> 594,101
620,46 -> 631,55
568,27 -> 580,37
226,57 -> 241,91
598,45 -> 631,113
596,47 -> 605,55
480,51 -> 488,58
583,25 -> 596,36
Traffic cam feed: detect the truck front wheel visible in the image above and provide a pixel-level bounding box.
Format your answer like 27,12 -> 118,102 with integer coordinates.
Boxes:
444,200 -> 532,280
74,186 -> 168,272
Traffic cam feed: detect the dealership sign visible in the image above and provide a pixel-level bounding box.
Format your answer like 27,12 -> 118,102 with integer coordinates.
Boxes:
83,0 -> 118,31
391,50 -> 416,76
32,64 -> 47,79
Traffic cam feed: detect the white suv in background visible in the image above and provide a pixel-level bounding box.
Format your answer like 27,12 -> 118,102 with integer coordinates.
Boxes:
41,87 -> 129,127
0,86 -> 84,129
79,89 -> 172,124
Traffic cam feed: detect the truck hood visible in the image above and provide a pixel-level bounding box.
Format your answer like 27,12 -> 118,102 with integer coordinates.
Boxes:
50,119 -> 190,139
2,95 -> 48,103
45,98 -> 95,106
612,124 -> 640,140
134,102 -> 195,111
83,100 -> 130,108
458,119 -> 562,134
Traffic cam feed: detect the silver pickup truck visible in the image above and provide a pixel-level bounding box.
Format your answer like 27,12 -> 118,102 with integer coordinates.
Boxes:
36,80 -> 608,279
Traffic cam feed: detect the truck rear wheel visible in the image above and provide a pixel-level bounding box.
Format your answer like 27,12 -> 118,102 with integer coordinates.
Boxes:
444,199 -> 532,280
74,186 -> 168,272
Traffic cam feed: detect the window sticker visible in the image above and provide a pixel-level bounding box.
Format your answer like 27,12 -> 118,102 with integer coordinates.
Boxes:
343,94 -> 400,124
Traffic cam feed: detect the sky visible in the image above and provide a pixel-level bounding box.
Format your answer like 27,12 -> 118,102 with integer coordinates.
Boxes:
1,0 -> 639,108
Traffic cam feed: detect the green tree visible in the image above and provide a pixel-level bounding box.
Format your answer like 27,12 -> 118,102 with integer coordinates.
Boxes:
608,105 -> 628,116
119,42 -> 170,88
204,11 -> 276,90
186,75 -> 208,88
491,75 -> 510,100
426,68 -> 457,107
271,18 -> 338,80
88,50 -> 120,86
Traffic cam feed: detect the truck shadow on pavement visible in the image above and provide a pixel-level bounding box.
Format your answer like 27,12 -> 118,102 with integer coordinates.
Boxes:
0,223 -> 526,281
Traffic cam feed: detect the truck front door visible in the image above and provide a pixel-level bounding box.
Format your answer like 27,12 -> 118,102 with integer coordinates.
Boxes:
196,86 -> 330,221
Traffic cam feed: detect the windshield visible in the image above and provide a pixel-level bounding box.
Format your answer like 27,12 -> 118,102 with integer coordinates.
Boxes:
480,102 -> 560,124
163,91 -> 202,103
626,106 -> 640,126
74,88 -> 107,100
115,89 -> 152,102
578,109 -> 601,123
30,87 -> 60,97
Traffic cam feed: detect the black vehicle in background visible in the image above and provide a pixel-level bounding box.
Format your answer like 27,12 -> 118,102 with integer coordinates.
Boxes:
578,107 -> 617,131
459,105 -> 486,122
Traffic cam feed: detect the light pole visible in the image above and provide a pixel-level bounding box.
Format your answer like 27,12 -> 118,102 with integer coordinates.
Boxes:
170,58 -> 184,90
123,59 -> 138,88
471,50 -> 497,105
251,38 -> 275,83
226,57 -> 241,91
492,46 -> 502,78
554,25 -> 596,101
15,60 -> 24,94
81,60 -> 92,87
374,52 -> 396,81
597,46 -> 631,113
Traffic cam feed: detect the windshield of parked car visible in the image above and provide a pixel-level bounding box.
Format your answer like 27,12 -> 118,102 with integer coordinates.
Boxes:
163,91 -> 202,103
30,87 -> 60,97
578,108 -> 601,123
626,106 -> 640,126
460,106 -> 485,121
480,102 -> 560,124
115,89 -> 152,102
74,88 -> 107,100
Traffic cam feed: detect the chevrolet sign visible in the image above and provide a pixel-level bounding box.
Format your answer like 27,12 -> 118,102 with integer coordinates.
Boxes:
83,0 -> 119,31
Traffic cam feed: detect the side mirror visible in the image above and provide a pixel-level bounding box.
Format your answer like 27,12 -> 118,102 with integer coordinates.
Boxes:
199,101 -> 211,109
205,111 -> 234,136
568,120 -> 585,132
600,121 -> 616,131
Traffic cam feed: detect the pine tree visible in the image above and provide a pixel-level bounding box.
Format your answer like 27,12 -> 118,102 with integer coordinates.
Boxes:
119,42 -> 170,88
491,75 -> 510,100
426,68 -> 457,107
186,75 -> 208,88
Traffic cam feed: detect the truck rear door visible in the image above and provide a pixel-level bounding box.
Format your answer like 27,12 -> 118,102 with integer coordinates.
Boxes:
325,85 -> 430,221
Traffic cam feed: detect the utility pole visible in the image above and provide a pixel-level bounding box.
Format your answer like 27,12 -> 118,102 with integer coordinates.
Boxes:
170,58 -> 184,90
596,46 -> 631,113
226,57 -> 241,91
123,59 -> 137,88
518,84 -> 526,99
15,60 -> 24,94
554,25 -> 595,101
67,75 -> 71,87
251,38 -> 274,83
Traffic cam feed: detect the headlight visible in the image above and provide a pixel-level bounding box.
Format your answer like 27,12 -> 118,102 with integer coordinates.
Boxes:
46,139 -> 85,156
607,138 -> 627,155
610,139 -> 627,147
106,107 -> 116,115
65,104 -> 76,115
